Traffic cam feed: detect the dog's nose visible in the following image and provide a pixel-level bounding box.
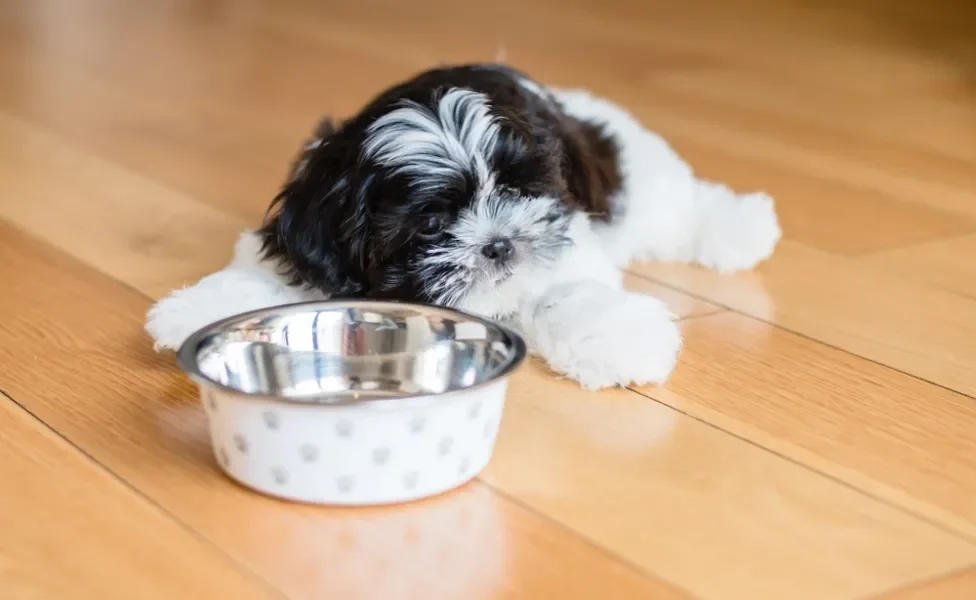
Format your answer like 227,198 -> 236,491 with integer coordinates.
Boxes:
481,238 -> 515,262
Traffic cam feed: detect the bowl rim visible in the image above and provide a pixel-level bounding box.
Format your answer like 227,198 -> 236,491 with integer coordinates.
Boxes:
176,299 -> 528,406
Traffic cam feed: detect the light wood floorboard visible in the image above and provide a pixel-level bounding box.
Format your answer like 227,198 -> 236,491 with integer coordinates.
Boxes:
0,393 -> 280,600
875,567 -> 976,600
632,242 -> 976,398
0,222 -> 690,600
2,0 -> 976,598
857,235 -> 976,300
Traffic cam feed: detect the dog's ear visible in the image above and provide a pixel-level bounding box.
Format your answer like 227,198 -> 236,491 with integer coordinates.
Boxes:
287,117 -> 339,182
258,118 -> 370,297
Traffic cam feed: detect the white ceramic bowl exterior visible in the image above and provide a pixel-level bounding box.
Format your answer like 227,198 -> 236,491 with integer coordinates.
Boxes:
180,301 -> 526,506
202,376 -> 508,505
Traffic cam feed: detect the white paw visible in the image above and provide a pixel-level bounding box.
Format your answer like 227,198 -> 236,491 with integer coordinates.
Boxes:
146,267 -> 323,351
522,281 -> 682,390
697,187 -> 782,272
146,290 -> 209,352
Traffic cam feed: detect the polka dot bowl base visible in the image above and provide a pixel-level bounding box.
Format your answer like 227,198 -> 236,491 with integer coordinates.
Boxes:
176,300 -> 527,507
202,380 -> 507,505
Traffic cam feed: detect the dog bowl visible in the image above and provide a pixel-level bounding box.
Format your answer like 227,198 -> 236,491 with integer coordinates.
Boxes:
177,301 -> 527,506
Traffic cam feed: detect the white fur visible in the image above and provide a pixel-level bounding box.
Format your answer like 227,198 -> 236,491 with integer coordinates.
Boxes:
552,88 -> 782,272
363,88 -> 499,187
145,234 -> 326,351
146,88 -> 780,389
456,211 -> 621,318
516,280 -> 681,390
421,191 -> 577,312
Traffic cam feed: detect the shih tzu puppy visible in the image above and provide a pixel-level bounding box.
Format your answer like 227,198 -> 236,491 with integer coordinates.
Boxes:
147,64 -> 781,389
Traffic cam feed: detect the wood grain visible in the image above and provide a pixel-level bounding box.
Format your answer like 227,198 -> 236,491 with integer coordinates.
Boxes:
4,223 -> 972,600
631,241 -> 976,398
0,107 -> 715,320
0,222 -> 686,600
660,136 -> 975,255
0,0 -> 407,222
644,311 -> 976,538
876,567 -> 976,600
857,235 -> 976,300
0,395 -> 280,600
2,0 -> 976,597
623,273 -> 723,320
3,0 -> 974,226
0,111 -> 246,299
485,364 -> 976,600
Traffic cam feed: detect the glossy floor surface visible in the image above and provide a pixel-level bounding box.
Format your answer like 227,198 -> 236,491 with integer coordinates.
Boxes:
2,0 -> 976,598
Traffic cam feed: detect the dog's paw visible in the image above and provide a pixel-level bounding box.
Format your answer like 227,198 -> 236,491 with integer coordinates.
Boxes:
524,281 -> 682,390
146,291 -> 204,352
697,186 -> 782,273
145,267 -> 322,351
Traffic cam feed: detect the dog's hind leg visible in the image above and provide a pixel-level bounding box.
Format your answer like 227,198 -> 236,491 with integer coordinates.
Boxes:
550,88 -> 782,273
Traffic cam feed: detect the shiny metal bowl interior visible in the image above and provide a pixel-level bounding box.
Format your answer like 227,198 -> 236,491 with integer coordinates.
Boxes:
178,301 -> 527,404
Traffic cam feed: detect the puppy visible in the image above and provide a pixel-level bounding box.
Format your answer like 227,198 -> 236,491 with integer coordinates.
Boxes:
147,64 -> 781,390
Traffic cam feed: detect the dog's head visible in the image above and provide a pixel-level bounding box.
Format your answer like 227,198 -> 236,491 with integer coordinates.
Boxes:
259,71 -> 583,312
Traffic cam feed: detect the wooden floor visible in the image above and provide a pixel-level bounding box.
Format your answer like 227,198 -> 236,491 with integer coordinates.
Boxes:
2,0 -> 976,598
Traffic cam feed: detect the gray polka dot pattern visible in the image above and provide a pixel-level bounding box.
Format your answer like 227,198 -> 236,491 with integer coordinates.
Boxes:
210,393 -> 504,503
373,447 -> 390,465
337,475 -> 355,493
271,466 -> 289,485
300,444 -> 319,463
335,419 -> 353,438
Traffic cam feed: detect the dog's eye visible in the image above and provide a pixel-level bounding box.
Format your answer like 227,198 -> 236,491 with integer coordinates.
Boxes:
542,210 -> 563,223
418,214 -> 446,237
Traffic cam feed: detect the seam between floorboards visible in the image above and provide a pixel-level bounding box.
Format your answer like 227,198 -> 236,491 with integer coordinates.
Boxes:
856,562 -> 976,600
1,228 -> 694,599
624,269 -> 976,403
679,307 -> 727,321
850,230 -> 976,258
624,382 -> 976,545
474,476 -> 699,599
0,387 -> 292,600
7,224 -> 974,586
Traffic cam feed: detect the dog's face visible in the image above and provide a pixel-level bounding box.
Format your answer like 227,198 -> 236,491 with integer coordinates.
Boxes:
260,81 -> 581,313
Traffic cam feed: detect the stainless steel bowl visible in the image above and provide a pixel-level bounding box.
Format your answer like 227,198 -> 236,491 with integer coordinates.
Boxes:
179,300 -> 527,404
177,301 -> 527,505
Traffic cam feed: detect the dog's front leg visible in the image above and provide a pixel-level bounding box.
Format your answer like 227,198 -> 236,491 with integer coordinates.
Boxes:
513,279 -> 682,390
145,232 -> 326,351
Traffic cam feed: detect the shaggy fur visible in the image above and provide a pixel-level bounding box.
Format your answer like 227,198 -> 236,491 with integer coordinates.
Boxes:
146,64 -> 781,390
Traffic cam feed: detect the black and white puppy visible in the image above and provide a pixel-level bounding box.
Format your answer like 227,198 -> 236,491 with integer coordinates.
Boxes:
147,64 -> 781,389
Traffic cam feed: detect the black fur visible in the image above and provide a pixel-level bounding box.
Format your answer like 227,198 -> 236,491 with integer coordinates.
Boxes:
258,63 -> 621,303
